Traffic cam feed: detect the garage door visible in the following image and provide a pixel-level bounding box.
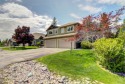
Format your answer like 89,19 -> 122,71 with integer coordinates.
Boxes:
45,39 -> 56,48
58,38 -> 75,48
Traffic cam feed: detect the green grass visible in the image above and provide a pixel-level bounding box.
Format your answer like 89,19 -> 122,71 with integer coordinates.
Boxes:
1,46 -> 39,51
37,49 -> 125,84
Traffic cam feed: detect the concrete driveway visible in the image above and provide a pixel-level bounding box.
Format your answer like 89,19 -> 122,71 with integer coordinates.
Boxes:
0,48 -> 69,69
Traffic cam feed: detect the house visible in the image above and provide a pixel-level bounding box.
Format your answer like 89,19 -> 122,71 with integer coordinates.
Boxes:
44,18 -> 80,48
32,33 -> 45,46
8,38 -> 18,47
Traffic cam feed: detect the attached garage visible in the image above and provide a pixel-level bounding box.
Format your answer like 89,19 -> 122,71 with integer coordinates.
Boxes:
44,33 -> 76,49
58,37 -> 75,48
45,39 -> 57,48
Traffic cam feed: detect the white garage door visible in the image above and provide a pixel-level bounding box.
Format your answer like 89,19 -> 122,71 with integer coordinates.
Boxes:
58,38 -> 75,48
45,39 -> 56,48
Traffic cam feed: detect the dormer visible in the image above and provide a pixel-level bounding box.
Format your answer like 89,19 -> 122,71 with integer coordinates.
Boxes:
46,17 -> 59,36
47,25 -> 58,36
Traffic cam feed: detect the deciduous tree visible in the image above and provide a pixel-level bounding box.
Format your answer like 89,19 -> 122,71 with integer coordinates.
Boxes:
75,6 -> 125,41
12,26 -> 34,46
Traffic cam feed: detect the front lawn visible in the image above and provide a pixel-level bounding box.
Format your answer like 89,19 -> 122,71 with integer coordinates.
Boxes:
37,49 -> 125,84
1,46 -> 39,51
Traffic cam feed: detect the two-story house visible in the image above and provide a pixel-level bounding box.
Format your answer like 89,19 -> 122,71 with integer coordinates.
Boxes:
44,19 -> 79,48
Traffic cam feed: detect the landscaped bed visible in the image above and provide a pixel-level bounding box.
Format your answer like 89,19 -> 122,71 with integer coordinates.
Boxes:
37,49 -> 125,84
1,46 -> 39,51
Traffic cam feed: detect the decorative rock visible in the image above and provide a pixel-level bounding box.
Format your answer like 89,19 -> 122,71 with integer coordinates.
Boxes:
0,60 -> 103,84
50,76 -> 54,79
61,76 -> 66,80
23,80 -> 29,83
58,79 -> 64,83
42,67 -> 47,71
27,72 -> 33,78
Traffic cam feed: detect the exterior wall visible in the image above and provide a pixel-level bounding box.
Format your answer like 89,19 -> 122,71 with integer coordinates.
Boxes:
58,25 -> 76,35
47,28 -> 59,37
47,23 -> 78,37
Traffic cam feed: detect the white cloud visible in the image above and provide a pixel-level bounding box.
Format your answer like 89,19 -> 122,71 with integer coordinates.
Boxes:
78,4 -> 102,13
70,13 -> 81,19
0,3 -> 33,18
97,0 -> 125,6
0,3 -> 52,40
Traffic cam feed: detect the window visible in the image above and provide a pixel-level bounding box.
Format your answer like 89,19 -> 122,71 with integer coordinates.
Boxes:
71,26 -> 73,31
67,26 -> 74,32
54,29 -> 58,34
67,28 -> 70,31
48,30 -> 53,35
61,28 -> 65,33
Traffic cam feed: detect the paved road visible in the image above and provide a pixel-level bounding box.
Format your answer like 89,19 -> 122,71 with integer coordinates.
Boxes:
0,48 -> 69,69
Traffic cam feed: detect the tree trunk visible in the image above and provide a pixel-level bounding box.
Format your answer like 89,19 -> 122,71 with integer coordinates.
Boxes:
23,43 -> 25,47
70,41 -> 72,54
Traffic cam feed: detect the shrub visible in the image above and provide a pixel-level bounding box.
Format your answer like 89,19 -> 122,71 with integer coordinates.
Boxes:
81,41 -> 93,49
94,38 -> 125,73
36,41 -> 41,47
118,32 -> 125,45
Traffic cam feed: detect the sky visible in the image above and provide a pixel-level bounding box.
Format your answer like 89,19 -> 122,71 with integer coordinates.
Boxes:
0,0 -> 125,40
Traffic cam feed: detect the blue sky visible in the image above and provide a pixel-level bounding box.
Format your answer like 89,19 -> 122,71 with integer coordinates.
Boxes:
16,0 -> 125,23
0,0 -> 125,40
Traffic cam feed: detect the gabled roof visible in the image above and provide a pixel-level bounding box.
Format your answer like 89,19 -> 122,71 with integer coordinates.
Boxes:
46,25 -> 58,31
33,33 -> 45,39
59,22 -> 79,28
46,22 -> 79,31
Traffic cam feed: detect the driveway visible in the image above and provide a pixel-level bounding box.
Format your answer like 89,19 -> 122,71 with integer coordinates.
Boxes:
0,48 -> 69,69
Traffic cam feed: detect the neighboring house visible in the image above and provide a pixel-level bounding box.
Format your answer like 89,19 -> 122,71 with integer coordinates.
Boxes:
44,21 -> 80,49
8,38 -> 18,46
32,33 -> 45,46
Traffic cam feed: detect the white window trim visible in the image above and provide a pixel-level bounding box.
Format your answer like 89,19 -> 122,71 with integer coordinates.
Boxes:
67,26 -> 74,32
61,28 -> 65,33
48,30 -> 53,35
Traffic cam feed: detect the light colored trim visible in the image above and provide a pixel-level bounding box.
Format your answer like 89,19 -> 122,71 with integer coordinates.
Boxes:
59,22 -> 79,28
44,33 -> 76,39
66,25 -> 74,32
56,39 -> 58,48
55,39 -> 57,48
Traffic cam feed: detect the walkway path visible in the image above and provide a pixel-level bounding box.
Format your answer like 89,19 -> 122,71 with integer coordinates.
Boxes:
0,48 -> 68,69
